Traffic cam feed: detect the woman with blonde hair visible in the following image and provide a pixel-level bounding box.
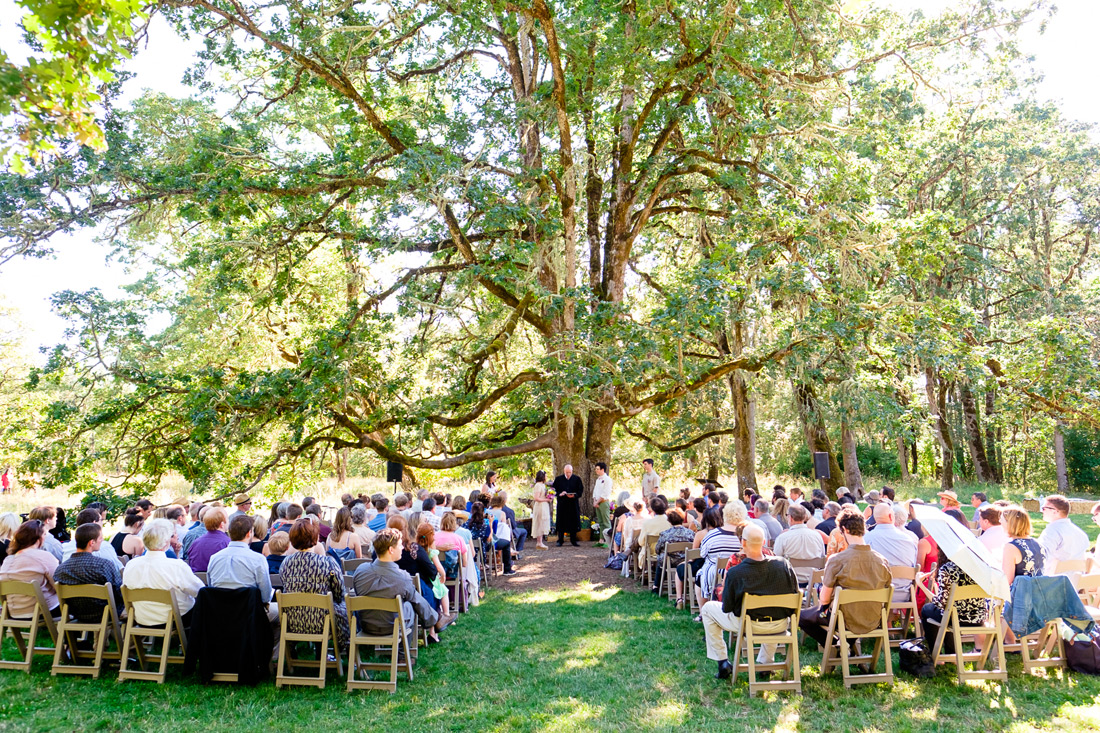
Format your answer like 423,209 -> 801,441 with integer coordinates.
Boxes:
326,506 -> 363,559
0,512 -> 21,565
770,497 -> 790,531
1002,507 -> 1044,586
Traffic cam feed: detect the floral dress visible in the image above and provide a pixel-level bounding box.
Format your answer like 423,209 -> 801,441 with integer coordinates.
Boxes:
280,551 -> 350,651
933,561 -> 988,625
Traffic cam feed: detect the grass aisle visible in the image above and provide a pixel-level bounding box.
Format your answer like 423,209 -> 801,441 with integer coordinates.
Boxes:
2,573 -> 1100,732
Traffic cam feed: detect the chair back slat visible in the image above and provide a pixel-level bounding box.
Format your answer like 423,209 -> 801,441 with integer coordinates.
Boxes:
275,591 -> 335,611
742,593 -> 802,612
347,595 -> 401,613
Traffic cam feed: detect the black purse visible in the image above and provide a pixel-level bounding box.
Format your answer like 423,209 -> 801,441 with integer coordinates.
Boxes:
899,638 -> 935,677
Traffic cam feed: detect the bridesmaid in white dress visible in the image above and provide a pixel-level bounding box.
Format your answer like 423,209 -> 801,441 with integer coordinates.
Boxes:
531,470 -> 552,549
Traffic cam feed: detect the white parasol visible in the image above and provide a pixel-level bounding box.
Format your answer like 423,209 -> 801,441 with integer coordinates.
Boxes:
912,503 -> 1011,600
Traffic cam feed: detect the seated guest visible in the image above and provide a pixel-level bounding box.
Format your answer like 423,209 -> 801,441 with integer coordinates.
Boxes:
393,493 -> 410,519
305,504 -> 331,542
835,487 -> 855,506
695,504 -> 744,609
280,518 -> 349,652
970,492 -> 990,525
268,502 -> 292,534
825,505 -> 862,557
450,495 -> 470,523
1002,507 -> 1044,585
920,536 -> 988,651
977,505 -> 1008,559
773,504 -> 826,585
122,519 -> 204,628
464,502 -> 514,576
704,524 -> 798,679
181,505 -> 208,559
770,498 -> 790,531
368,497 -> 390,532
799,512 -> 892,651
350,503 -> 375,548
904,499 -> 926,540
352,528 -> 440,644
61,508 -> 123,569
498,492 -> 527,556
420,497 -> 442,530
0,512 -> 20,565
249,516 -> 268,553
186,507 -> 230,573
1038,494 -> 1090,574
266,531 -> 290,573
753,500 -> 783,544
865,503 -> 918,601
208,515 -> 277,622
113,509 -> 147,560
229,493 -> 252,521
653,509 -> 695,599
0,520 -> 60,617
816,502 -> 841,538
633,496 -> 671,569
326,506 -> 363,560
28,506 -> 65,561
54,522 -> 124,622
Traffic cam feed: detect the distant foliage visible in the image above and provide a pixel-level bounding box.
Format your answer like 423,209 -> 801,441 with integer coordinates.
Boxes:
1065,427 -> 1100,493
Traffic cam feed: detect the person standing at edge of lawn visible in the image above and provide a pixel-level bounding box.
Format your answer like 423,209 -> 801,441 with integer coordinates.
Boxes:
592,462 -> 613,549
552,465 -> 584,547
641,459 -> 661,503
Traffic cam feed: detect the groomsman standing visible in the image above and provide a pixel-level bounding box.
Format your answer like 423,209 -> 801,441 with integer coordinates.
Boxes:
591,462 -> 613,548
641,458 -> 661,502
552,464 -> 584,547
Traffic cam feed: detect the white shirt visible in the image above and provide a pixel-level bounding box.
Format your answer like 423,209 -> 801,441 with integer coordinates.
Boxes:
1039,517 -> 1090,572
61,535 -> 124,570
978,524 -> 1008,559
592,474 -> 613,504
772,524 -> 825,583
865,523 -> 919,593
121,550 -> 204,625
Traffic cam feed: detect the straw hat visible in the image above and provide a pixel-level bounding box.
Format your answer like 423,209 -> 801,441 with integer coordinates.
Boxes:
233,493 -> 252,506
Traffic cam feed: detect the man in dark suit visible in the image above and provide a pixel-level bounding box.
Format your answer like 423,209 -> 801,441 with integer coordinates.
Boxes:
552,464 -> 584,547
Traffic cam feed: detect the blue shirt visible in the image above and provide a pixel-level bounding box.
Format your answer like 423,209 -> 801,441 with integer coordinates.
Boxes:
207,541 -> 273,602
368,514 -> 388,532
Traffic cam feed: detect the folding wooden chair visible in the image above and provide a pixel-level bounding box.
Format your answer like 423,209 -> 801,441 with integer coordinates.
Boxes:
711,554 -> 733,603
643,537 -> 660,587
820,586 -> 894,688
788,557 -> 826,608
118,587 -> 188,683
1053,559 -> 1088,590
1077,573 -> 1100,623
0,580 -> 59,673
659,542 -> 692,601
194,572 -> 207,586
728,592 -> 802,696
346,596 -> 414,693
274,591 -> 344,688
344,575 -> 356,595
51,583 -> 122,678
413,574 -> 429,648
805,568 -> 825,609
928,584 -> 1007,684
444,550 -> 468,614
343,557 -> 371,574
684,548 -> 702,615
269,573 -> 284,591
887,566 -> 920,646
1015,620 -> 1067,674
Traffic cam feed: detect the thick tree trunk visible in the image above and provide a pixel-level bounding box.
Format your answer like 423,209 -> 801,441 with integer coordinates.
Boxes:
924,367 -> 954,491
793,382 -> 844,498
897,437 -> 910,481
959,383 -> 995,483
984,388 -> 1003,483
550,409 -> 616,520
729,372 -> 757,492
1054,421 -> 1069,493
335,447 -> 348,486
841,420 -> 864,495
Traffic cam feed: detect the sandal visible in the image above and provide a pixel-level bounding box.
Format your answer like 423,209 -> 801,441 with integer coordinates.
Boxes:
675,597 -> 685,610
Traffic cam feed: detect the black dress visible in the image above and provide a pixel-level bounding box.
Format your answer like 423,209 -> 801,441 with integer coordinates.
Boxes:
552,473 -> 584,537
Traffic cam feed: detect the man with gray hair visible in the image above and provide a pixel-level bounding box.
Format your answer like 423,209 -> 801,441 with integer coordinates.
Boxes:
865,503 -> 918,601
121,519 -> 204,629
753,499 -> 783,544
704,524 -> 799,679
772,504 -> 826,584
816,502 -> 841,537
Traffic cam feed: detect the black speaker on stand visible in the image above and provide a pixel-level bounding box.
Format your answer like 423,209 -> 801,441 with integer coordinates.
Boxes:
386,460 -> 404,493
813,452 -> 831,480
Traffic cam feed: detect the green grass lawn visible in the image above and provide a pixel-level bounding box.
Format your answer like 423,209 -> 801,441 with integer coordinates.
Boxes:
2,575 -> 1099,733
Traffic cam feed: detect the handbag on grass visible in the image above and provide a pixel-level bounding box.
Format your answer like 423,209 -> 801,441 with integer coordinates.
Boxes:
1066,625 -> 1100,675
899,638 -> 935,678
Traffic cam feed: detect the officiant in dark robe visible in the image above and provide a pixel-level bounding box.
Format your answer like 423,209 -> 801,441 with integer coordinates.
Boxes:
552,464 -> 584,547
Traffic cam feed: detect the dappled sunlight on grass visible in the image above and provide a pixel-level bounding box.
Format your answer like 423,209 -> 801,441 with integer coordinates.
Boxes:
504,582 -> 621,605
535,698 -> 603,733
770,698 -> 801,732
